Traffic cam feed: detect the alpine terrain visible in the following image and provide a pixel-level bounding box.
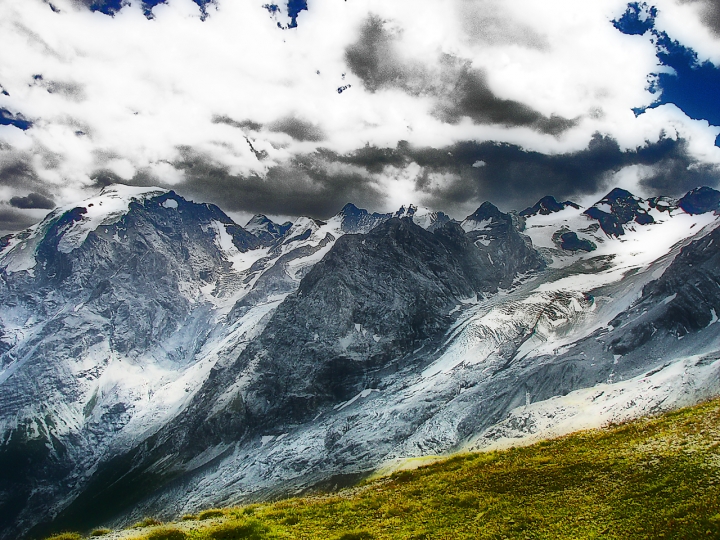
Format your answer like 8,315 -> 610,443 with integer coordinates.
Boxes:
3,184 -> 720,538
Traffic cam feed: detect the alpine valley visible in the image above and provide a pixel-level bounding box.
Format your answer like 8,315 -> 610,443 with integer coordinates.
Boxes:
3,184 -> 720,539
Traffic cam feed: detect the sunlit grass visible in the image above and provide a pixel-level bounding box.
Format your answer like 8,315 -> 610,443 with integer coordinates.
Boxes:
48,397 -> 720,539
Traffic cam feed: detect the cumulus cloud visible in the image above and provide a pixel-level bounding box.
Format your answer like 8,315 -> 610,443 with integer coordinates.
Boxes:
0,0 -> 718,230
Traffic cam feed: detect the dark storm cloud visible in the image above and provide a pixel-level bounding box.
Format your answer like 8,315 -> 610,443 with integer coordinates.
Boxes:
334,134 -> 718,212
344,15 -> 577,136
90,169 -> 127,188
635,137 -> 720,194
9,192 -> 55,210
344,15 -> 408,93
436,67 -> 578,135
103,134 -> 717,222
0,208 -> 43,235
0,154 -> 45,190
268,116 -> 325,142
160,147 -> 385,218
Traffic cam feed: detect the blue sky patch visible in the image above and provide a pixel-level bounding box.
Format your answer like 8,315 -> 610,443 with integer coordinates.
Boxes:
87,0 -> 210,18
89,0 -> 124,16
652,32 -> 720,126
0,109 -> 32,131
263,0 -> 308,28
286,0 -> 308,28
615,2 -> 720,145
613,2 -> 657,35
141,0 -> 167,18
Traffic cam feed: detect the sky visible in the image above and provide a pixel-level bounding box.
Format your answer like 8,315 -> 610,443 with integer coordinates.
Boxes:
1,0 -> 720,232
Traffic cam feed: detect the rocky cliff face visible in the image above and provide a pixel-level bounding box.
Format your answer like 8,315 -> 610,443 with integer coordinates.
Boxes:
241,216 -> 542,424
3,185 -> 720,539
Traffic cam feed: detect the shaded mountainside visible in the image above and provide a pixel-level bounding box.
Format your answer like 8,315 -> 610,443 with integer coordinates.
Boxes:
519,195 -> 580,217
583,187 -> 654,236
0,186 -> 349,540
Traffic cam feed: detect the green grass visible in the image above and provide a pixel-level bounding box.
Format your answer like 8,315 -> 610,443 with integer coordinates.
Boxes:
46,398 -> 720,539
144,527 -> 187,540
44,534 -> 82,540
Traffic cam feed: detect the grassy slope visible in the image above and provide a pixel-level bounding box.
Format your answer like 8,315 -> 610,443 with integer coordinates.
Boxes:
46,398 -> 720,540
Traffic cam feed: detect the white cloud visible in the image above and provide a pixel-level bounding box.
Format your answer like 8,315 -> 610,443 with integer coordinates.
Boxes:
0,0 -> 717,215
655,0 -> 720,65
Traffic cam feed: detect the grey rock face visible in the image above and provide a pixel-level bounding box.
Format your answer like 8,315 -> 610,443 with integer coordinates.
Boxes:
337,203 -> 391,234
0,188 -> 255,536
608,224 -> 720,355
678,186 -> 720,215
461,202 -> 545,285
244,215 -> 292,245
559,231 -> 596,252
242,217 -> 542,423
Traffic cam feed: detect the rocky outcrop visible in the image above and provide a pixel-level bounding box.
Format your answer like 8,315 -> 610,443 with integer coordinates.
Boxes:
583,188 -> 653,236
244,215 -> 292,245
678,186 -> 720,215
338,203 -> 391,234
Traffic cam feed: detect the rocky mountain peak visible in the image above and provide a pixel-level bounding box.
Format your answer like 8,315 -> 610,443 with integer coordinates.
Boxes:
647,196 -> 678,213
461,201 -> 509,233
244,214 -> 292,245
393,204 -> 452,231
519,195 -> 580,217
338,203 -> 390,234
678,186 -> 720,215
583,188 -> 653,236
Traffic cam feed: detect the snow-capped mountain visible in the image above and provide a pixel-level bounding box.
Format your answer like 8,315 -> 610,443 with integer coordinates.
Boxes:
0,186 -> 348,538
393,204 -> 453,231
519,195 -> 580,217
4,184 -> 720,539
337,203 -> 391,234
244,215 -> 292,245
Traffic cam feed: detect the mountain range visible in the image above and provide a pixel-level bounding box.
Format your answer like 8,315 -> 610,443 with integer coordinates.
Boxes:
2,184 -> 720,538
